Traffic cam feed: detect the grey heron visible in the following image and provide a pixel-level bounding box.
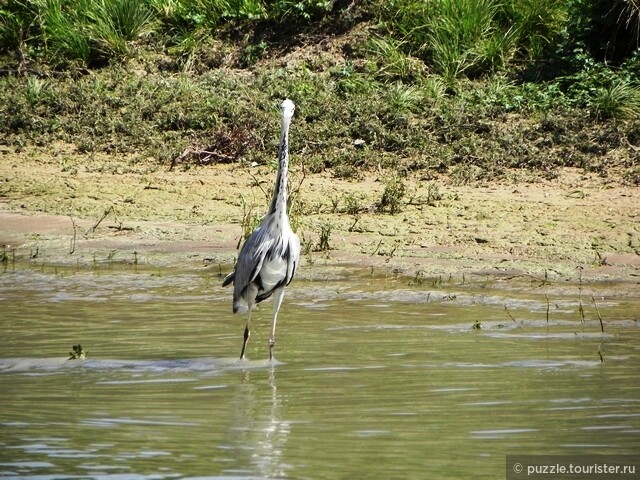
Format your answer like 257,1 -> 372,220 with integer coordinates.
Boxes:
222,99 -> 301,361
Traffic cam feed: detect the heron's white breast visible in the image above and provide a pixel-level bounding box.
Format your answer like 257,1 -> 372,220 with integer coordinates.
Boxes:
259,255 -> 288,292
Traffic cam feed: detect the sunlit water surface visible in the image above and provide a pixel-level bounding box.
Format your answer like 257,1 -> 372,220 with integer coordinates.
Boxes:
1,263 -> 639,479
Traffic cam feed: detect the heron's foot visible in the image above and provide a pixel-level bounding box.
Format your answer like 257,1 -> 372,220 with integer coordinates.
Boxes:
268,336 -> 275,362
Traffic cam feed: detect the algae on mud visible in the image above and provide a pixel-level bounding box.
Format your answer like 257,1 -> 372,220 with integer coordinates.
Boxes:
1,152 -> 639,285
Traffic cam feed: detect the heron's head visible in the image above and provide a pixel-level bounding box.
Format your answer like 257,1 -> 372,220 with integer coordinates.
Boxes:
281,99 -> 295,122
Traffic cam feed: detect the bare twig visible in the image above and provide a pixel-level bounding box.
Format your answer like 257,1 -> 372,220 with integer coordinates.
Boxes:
89,206 -> 122,233
348,215 -> 360,232
247,170 -> 270,203
545,293 -> 550,324
577,266 -> 585,323
592,296 -> 605,333
69,216 -> 77,254
371,239 -> 383,257
504,304 -> 516,322
238,193 -> 257,249
385,241 -> 399,263
288,162 -> 307,213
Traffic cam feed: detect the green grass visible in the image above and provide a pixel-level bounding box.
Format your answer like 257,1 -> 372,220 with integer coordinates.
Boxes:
0,0 -> 638,184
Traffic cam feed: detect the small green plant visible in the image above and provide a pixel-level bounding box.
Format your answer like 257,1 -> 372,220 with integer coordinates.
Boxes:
472,319 -> 482,329
242,40 -> 268,66
421,75 -> 448,102
68,344 -> 87,360
315,221 -> 332,252
386,82 -> 424,112
366,35 -> 425,82
333,163 -> 360,179
377,176 -> 405,214
343,192 -> 364,214
329,194 -> 340,213
24,75 -> 48,105
239,194 -> 262,246
409,269 -> 427,286
425,182 -> 443,206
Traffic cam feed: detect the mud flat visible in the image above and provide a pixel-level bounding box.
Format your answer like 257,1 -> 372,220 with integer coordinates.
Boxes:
1,153 -> 639,287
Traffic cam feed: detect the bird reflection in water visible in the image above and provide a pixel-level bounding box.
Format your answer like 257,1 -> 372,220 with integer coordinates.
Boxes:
223,367 -> 292,478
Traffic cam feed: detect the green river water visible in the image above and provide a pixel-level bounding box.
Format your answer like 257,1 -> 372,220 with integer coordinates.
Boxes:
1,263 -> 639,479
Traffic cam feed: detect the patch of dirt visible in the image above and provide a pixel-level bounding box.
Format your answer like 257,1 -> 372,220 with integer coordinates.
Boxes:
1,146 -> 639,286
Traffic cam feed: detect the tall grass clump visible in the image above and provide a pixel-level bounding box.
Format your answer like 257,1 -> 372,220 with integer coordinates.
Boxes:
0,0 -> 92,66
376,0 -> 569,81
502,0 -> 567,60
85,0 -> 157,59
427,0 -> 502,81
37,0 -> 92,65
591,79 -> 640,120
376,0 -> 510,80
1,0 -> 157,65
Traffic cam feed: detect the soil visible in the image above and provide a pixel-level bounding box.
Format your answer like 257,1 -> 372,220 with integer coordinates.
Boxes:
1,144 -> 639,287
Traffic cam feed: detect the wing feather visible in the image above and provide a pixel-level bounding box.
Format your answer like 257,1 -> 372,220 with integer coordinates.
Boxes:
221,271 -> 234,287
232,227 -> 274,296
223,216 -> 301,311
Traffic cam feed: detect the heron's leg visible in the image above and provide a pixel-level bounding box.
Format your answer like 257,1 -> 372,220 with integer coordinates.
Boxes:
269,288 -> 285,361
239,309 -> 252,359
239,286 -> 258,360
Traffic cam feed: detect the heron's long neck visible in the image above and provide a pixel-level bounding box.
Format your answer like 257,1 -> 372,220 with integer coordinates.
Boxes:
268,119 -> 290,219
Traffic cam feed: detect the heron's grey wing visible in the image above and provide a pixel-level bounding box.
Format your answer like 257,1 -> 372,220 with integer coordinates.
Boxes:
232,227 -> 274,296
221,229 -> 265,288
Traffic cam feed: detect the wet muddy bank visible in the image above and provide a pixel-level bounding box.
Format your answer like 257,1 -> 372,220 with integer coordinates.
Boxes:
1,208 -> 639,301
1,156 -> 639,287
